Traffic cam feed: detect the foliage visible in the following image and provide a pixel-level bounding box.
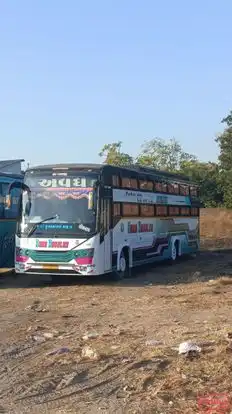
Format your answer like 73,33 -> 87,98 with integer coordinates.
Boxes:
136,138 -> 197,171
216,110 -> 232,208
221,110 -> 232,127
99,142 -> 133,167
180,160 -> 223,207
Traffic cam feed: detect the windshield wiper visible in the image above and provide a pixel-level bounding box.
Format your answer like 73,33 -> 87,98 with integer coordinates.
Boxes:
26,215 -> 59,237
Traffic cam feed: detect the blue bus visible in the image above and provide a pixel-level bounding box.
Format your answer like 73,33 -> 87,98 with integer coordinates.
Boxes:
0,173 -> 23,268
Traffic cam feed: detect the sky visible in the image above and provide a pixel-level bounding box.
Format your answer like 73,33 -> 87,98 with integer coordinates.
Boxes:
0,0 -> 232,167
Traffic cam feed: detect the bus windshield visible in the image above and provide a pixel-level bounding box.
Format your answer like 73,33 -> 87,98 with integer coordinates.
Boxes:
20,172 -> 98,237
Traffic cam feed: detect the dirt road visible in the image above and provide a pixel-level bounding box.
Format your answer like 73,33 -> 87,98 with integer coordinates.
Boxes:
1,250 -> 232,413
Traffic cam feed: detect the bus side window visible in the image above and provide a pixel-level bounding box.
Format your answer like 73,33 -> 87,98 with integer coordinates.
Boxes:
169,206 -> 180,216
140,205 -> 154,217
168,183 -> 179,194
190,186 -> 198,197
139,180 -> 153,191
155,205 -> 167,216
191,207 -> 199,216
180,185 -> 189,196
155,182 -> 163,192
122,203 -> 139,216
155,182 -> 167,193
122,177 -> 138,189
112,175 -> 120,187
180,207 -> 190,216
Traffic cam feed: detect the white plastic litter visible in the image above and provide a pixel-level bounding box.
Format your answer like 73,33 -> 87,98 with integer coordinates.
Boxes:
82,331 -> 99,340
81,345 -> 99,360
178,341 -> 201,355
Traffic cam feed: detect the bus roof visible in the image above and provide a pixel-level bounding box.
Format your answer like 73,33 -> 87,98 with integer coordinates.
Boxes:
0,172 -> 24,180
26,163 -> 196,185
26,163 -> 102,172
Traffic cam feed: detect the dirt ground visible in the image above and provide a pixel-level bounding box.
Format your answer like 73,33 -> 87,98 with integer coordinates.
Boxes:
1,251 -> 232,414
1,209 -> 232,414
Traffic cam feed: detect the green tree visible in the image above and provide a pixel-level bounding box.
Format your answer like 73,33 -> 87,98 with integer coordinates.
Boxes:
136,138 -> 197,171
221,111 -> 232,127
99,141 -> 133,166
180,160 -> 223,207
216,110 -> 232,208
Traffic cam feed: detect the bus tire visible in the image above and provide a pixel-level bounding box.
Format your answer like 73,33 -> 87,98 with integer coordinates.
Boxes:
114,249 -> 129,280
171,240 -> 178,262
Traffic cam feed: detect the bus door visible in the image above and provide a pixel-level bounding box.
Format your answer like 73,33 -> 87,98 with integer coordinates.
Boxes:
100,188 -> 112,272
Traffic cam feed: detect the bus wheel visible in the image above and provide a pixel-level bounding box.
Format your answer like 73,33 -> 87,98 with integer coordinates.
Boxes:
171,241 -> 178,262
114,250 -> 129,280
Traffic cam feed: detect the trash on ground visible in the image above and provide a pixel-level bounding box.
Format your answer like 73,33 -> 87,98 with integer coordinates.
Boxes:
56,372 -> 76,390
81,345 -> 99,360
145,339 -> 164,346
114,328 -> 126,336
111,345 -> 120,350
82,331 -> 99,340
35,306 -> 49,313
122,357 -> 133,364
26,301 -> 49,313
43,332 -> 54,339
47,347 -> 70,356
178,341 -> 201,356
32,335 -> 46,343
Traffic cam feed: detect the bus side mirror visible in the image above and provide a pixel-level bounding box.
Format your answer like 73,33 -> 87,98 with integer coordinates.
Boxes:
6,181 -> 31,214
25,200 -> 31,216
90,181 -> 101,213
5,180 -> 24,210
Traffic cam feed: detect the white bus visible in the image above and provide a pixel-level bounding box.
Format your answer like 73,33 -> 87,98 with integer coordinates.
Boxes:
7,163 -> 200,279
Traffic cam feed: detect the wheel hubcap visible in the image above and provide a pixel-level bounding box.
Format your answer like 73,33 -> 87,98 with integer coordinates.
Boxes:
172,245 -> 177,260
119,256 -> 126,273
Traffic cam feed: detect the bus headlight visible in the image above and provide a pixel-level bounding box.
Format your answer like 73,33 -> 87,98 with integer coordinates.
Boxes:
74,249 -> 94,265
15,248 -> 29,263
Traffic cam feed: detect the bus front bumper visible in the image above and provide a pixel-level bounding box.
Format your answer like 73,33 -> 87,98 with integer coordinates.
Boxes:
15,262 -> 97,276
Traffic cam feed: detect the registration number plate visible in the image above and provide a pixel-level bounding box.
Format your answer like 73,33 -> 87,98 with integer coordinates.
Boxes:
42,265 -> 59,270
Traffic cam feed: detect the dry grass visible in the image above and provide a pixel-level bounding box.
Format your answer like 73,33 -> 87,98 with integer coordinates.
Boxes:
208,276 -> 232,286
200,208 -> 232,249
